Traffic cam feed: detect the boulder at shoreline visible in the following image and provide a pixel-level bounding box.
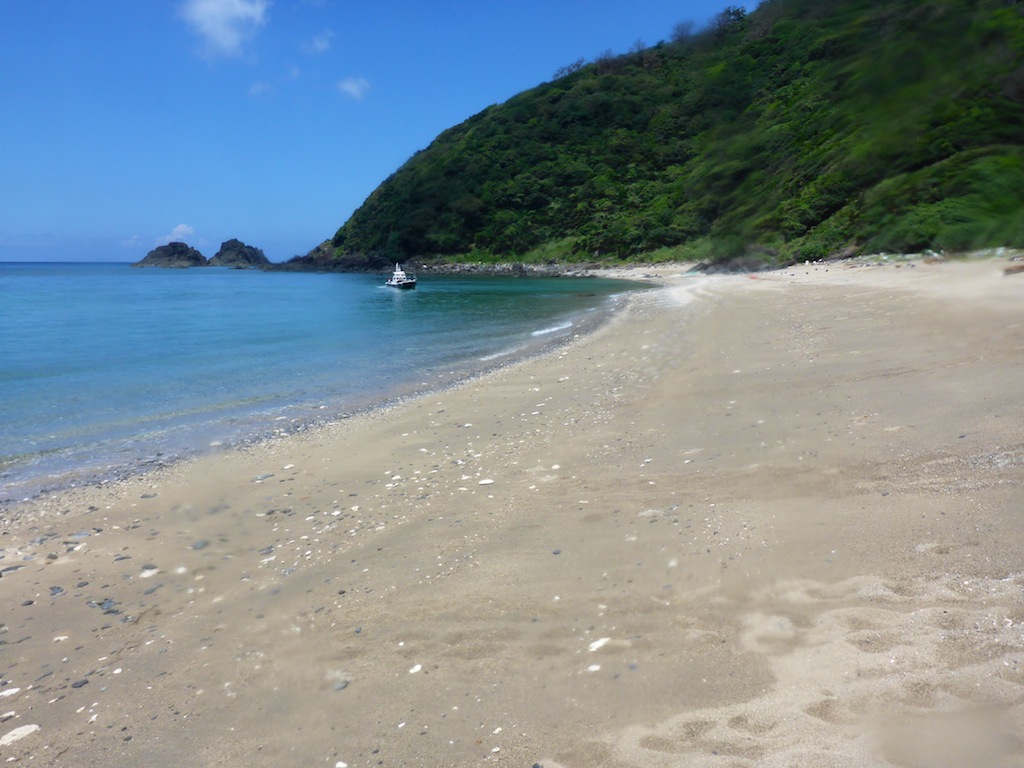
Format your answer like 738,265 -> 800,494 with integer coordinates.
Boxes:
133,241 -> 207,268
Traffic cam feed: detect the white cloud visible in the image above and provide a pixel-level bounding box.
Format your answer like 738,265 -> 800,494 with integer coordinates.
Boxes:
248,80 -> 272,96
157,224 -> 196,245
180,0 -> 269,58
302,29 -> 333,55
337,76 -> 370,100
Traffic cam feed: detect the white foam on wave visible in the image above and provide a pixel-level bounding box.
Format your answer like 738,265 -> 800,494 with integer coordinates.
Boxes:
479,346 -> 523,362
653,275 -> 726,308
532,320 -> 574,337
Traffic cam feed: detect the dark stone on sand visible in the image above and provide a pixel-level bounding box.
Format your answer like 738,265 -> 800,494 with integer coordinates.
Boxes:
209,238 -> 270,269
191,539 -> 209,551
71,679 -> 89,689
133,241 -> 207,268
90,597 -> 120,615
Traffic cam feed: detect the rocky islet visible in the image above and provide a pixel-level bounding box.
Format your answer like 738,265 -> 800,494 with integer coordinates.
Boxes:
133,238 -> 269,269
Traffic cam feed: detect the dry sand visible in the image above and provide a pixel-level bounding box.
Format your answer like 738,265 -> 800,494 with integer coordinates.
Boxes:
2,257 -> 1023,767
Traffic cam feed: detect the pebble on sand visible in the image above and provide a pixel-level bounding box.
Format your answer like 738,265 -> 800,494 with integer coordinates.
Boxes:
0,724 -> 40,747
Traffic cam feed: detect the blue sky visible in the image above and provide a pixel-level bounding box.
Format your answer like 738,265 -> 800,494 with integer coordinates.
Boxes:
1,1 -> 747,263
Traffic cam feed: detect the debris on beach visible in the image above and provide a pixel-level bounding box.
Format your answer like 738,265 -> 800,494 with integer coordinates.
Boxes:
0,724 -> 40,747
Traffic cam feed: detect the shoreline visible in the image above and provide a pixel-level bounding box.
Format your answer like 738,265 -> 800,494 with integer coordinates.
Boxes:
2,257 -> 1022,766
1,278 -> 643,507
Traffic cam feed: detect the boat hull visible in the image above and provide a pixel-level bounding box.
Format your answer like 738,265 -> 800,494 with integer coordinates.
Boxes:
386,263 -> 416,289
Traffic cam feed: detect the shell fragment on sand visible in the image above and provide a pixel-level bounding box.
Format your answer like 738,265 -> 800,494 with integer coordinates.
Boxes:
0,724 -> 40,746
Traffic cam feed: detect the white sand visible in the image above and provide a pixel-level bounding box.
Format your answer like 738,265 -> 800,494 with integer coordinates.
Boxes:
2,256 -> 1023,767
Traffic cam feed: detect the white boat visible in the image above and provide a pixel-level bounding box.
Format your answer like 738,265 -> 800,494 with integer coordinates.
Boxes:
385,263 -> 417,289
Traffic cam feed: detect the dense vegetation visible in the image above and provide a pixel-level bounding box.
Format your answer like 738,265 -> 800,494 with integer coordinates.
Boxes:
320,0 -> 1024,268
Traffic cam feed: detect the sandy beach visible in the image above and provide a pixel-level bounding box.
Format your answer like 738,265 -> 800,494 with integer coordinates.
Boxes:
2,256 -> 1023,767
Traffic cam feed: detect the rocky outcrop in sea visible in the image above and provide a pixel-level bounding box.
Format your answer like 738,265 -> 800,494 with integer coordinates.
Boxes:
133,242 -> 207,268
209,239 -> 270,269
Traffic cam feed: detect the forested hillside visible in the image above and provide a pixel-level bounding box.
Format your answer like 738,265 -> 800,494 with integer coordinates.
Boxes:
318,0 -> 1024,268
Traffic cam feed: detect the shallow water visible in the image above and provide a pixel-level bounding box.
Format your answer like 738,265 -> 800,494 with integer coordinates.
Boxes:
0,262 -> 640,500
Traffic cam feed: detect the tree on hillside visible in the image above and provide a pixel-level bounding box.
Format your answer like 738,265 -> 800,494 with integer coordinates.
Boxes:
713,5 -> 747,37
671,20 -> 695,43
594,49 -> 624,75
553,57 -> 586,79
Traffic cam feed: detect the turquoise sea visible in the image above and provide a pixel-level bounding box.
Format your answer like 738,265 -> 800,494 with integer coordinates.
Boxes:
0,262 -> 640,502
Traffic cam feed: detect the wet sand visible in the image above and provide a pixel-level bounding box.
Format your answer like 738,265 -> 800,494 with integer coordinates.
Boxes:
2,257 -> 1023,767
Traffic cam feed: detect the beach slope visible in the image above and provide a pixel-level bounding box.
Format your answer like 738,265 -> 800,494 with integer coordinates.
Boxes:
2,258 -> 1023,767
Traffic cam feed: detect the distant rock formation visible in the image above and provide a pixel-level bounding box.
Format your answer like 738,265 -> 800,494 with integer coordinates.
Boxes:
133,242 -> 207,268
209,238 -> 270,269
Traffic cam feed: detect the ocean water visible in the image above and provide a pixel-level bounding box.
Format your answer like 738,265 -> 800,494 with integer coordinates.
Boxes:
0,262 -> 641,501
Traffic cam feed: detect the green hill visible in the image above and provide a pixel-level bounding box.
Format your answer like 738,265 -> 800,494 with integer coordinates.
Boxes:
317,0 -> 1024,269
